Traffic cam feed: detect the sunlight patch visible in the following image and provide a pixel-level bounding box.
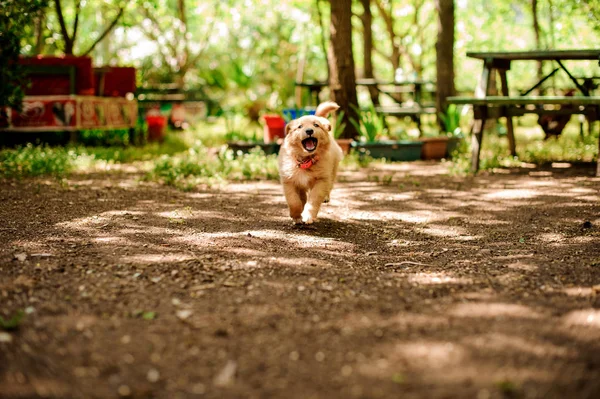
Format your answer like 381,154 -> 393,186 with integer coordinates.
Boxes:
121,253 -> 194,264
419,224 -> 467,238
562,309 -> 600,328
464,333 -> 568,357
562,287 -> 594,297
407,272 -> 472,285
536,233 -> 565,243
484,189 -> 538,200
506,262 -> 538,272
449,302 -> 544,319
93,236 -> 133,245
393,341 -> 465,369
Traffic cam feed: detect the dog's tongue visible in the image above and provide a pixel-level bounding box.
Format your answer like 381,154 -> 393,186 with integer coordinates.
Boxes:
305,139 -> 316,151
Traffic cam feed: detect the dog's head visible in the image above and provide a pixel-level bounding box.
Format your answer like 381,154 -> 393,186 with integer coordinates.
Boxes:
284,114 -> 333,156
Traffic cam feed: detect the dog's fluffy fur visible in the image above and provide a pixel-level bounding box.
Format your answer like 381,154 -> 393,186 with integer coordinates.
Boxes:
278,101 -> 343,224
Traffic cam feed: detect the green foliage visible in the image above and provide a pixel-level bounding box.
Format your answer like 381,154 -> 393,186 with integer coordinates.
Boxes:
341,150 -> 374,170
223,112 -> 258,142
0,0 -> 47,112
448,120 -> 598,175
439,104 -> 463,137
349,104 -> 387,143
0,310 -> 25,330
332,110 -> 346,139
0,144 -> 76,178
0,133 -> 190,179
147,144 -> 280,190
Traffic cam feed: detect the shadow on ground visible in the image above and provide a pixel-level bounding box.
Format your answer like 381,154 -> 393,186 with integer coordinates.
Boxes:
1,161 -> 599,398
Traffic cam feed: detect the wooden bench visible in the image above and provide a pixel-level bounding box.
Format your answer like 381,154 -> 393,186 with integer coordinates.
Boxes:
446,95 -> 600,175
376,105 -> 437,130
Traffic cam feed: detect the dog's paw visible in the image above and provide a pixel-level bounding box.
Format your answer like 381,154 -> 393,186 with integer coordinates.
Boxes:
292,218 -> 304,225
323,196 -> 330,204
301,213 -> 314,224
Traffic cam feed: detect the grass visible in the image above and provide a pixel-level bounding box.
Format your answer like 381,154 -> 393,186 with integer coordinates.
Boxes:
0,115 -> 596,184
147,145 -> 280,190
0,133 -> 189,179
448,117 -> 598,174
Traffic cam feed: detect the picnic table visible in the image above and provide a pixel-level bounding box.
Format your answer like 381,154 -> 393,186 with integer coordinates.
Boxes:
295,79 -> 436,129
447,49 -> 600,176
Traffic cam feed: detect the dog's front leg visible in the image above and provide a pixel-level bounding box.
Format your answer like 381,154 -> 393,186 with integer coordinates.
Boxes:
302,180 -> 330,224
283,183 -> 307,224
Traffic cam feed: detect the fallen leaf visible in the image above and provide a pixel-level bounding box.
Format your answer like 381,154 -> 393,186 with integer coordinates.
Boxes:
14,253 -> 27,262
142,311 -> 156,320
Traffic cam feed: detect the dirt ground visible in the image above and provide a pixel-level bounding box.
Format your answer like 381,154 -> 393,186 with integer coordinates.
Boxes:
1,161 -> 599,399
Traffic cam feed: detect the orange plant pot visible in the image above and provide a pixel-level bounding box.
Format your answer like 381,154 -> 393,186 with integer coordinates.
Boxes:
336,138 -> 353,155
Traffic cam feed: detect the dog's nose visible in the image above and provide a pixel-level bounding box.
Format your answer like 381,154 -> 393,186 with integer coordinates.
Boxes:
305,129 -> 314,135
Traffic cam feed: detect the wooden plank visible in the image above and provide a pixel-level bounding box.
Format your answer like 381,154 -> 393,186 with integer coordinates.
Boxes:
446,96 -> 600,105
376,106 -> 436,115
466,49 -> 600,61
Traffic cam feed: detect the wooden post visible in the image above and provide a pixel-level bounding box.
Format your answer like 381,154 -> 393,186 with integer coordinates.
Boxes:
470,60 -> 493,173
499,69 -> 516,156
471,106 -> 487,173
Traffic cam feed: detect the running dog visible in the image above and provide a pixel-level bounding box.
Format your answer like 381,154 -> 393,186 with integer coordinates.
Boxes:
278,101 -> 343,224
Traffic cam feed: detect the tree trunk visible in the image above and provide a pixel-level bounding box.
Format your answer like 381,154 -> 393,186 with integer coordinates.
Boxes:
316,0 -> 330,81
435,0 -> 455,129
34,9 -> 46,54
328,0 -> 359,139
532,0 -> 543,94
360,0 -> 379,106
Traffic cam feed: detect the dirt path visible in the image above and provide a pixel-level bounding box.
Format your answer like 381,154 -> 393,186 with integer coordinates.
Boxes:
1,161 -> 599,399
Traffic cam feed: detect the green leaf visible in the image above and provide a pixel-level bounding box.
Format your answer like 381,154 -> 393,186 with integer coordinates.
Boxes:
0,310 -> 25,331
142,311 -> 157,320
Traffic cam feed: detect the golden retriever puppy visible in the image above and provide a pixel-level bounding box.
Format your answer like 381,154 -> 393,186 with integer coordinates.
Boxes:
278,101 -> 343,224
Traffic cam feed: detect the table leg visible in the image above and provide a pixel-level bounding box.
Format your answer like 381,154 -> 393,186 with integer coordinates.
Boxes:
596,120 -> 600,177
470,106 -> 487,173
499,69 -> 516,156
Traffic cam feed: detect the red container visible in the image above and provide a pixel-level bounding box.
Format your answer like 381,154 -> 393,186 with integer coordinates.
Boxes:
94,66 -> 136,97
146,115 -> 167,142
19,56 -> 95,95
263,115 -> 286,143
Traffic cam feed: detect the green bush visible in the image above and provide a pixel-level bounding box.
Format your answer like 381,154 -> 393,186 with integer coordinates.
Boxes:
0,144 -> 76,178
349,104 -> 387,142
147,144 -> 280,190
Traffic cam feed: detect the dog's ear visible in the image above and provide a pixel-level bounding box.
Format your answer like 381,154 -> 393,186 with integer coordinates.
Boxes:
285,122 -> 292,136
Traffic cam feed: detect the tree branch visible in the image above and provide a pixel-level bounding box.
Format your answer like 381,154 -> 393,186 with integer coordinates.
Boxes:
53,0 -> 73,53
141,6 -> 179,60
186,2 -> 221,68
81,7 -> 124,56
72,0 -> 82,46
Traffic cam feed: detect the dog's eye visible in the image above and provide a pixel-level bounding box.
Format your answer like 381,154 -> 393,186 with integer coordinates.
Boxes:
298,125 -> 303,129
313,123 -> 319,128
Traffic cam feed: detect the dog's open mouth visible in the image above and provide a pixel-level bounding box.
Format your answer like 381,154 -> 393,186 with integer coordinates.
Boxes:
302,137 -> 318,152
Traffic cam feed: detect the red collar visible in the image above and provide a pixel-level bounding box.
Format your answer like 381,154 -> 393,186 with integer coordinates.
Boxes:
298,155 -> 319,169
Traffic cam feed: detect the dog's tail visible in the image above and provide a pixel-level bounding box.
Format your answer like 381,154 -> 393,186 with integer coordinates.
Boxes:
315,101 -> 340,117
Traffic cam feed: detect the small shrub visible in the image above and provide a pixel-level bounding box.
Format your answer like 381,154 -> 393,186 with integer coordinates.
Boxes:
146,143 -> 280,190
349,104 -> 387,142
332,110 -> 346,139
0,144 -> 75,179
